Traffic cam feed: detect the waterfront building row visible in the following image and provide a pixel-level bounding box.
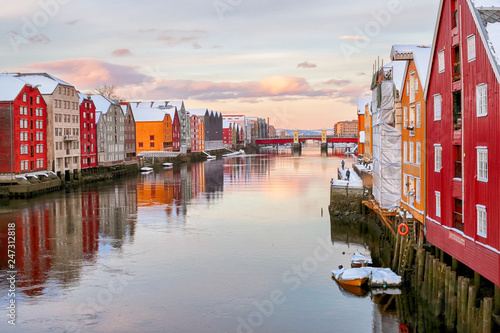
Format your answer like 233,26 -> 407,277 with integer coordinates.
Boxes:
357,0 -> 500,287
0,73 -> 275,183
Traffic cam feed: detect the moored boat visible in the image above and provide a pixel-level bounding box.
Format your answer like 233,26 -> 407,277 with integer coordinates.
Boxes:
140,166 -> 153,172
331,267 -> 369,287
163,163 -> 173,168
350,250 -> 372,268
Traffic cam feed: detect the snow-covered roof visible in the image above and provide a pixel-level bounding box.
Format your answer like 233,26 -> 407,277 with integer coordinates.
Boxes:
133,107 -> 169,122
469,0 -> 500,81
223,120 -> 232,128
186,108 -> 208,116
0,75 -> 28,101
167,100 -> 184,111
357,97 -> 371,115
10,73 -> 73,94
90,94 -> 113,113
382,60 -> 408,93
78,92 -> 92,104
390,45 -> 432,85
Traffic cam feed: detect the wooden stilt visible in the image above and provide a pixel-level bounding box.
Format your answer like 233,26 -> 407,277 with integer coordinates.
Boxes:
482,297 -> 492,333
468,285 -> 477,332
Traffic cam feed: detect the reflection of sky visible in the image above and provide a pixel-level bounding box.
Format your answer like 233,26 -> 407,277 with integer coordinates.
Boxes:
0,147 -> 391,332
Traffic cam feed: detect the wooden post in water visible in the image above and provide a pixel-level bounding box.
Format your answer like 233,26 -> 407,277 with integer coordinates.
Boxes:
444,266 -> 451,319
461,278 -> 470,329
417,248 -> 425,288
392,231 -> 400,271
452,257 -> 458,272
495,285 -> 500,315
467,285 -> 477,332
474,272 -> 481,290
482,297 -> 492,333
428,255 -> 435,301
449,270 -> 457,328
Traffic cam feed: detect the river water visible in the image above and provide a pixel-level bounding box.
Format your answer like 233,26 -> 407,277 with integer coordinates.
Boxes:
0,147 -> 403,333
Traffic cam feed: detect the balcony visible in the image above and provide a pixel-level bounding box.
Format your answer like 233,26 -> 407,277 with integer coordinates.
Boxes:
453,212 -> 463,232
64,135 -> 78,141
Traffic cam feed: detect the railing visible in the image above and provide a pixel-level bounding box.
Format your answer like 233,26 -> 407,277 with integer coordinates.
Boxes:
64,135 -> 78,141
453,62 -> 461,82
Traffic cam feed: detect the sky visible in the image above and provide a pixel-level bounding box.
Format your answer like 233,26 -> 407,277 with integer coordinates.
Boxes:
1,0 -> 440,129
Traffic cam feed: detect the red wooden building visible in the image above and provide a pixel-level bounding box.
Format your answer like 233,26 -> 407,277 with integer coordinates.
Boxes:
425,0 -> 500,286
165,109 -> 181,151
223,120 -> 233,148
190,114 -> 202,152
78,93 -> 98,169
0,75 -> 47,174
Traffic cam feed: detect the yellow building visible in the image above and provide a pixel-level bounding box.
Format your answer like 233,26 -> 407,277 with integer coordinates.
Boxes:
391,45 -> 431,224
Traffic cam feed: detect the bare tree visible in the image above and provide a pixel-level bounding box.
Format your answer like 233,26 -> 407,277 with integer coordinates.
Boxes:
84,84 -> 123,101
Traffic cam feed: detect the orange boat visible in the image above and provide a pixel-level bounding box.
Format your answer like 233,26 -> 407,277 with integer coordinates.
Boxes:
331,268 -> 369,287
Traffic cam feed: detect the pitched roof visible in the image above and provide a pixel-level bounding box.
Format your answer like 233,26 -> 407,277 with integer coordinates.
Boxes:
9,73 -> 73,94
133,107 -> 169,122
382,61 -> 408,93
0,75 -> 28,101
468,0 -> 500,81
357,97 -> 371,115
167,100 -> 184,111
90,94 -> 113,113
186,108 -> 208,117
390,45 -> 432,85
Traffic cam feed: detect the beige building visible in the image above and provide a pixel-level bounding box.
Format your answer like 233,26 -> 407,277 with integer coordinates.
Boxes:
14,73 -> 81,181
334,120 -> 358,137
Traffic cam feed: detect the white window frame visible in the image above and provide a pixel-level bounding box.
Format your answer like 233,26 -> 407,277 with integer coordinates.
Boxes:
467,34 -> 476,62
476,84 -> 487,117
409,141 -> 414,163
476,205 -> 487,238
416,102 -> 421,128
434,94 -> 442,120
403,106 -> 408,128
415,77 -> 419,93
438,50 -> 445,73
416,142 -> 421,165
435,192 -> 441,217
434,144 -> 442,171
403,141 -> 408,163
409,106 -> 415,128
477,147 -> 488,182
409,71 -> 416,104
416,179 -> 421,204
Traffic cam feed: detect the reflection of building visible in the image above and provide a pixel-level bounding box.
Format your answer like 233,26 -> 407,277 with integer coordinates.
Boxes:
334,120 -> 358,137
79,93 -> 98,169
82,189 -> 100,260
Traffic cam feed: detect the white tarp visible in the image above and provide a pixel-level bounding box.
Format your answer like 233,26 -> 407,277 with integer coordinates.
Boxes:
371,79 -> 401,209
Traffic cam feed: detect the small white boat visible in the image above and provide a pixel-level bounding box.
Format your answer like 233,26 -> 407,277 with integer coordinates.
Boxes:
140,167 -> 153,172
206,155 -> 216,160
163,163 -> 173,168
351,250 -> 373,268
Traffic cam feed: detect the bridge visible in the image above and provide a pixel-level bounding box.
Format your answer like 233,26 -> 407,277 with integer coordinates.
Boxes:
254,135 -> 358,145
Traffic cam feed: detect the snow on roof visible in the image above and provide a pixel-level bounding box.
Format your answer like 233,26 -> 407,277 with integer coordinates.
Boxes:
0,75 -> 27,101
472,0 -> 499,7
383,60 -> 408,93
167,100 -> 184,111
11,73 -> 73,94
133,107 -> 168,122
186,108 -> 208,116
223,120 -> 232,128
468,1 -> 500,80
90,94 -> 113,113
78,92 -> 92,104
390,45 -> 432,85
357,97 -> 371,115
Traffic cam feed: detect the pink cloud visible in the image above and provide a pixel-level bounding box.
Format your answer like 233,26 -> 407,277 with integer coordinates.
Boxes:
324,78 -> 351,86
339,36 -> 367,42
119,75 -> 334,101
22,59 -> 150,90
297,61 -> 317,69
112,48 -> 132,57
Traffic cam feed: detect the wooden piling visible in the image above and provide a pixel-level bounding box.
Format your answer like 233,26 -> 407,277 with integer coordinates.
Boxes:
417,248 -> 425,288
461,278 -> 470,329
483,297 -> 492,333
392,231 -> 400,271
495,285 -> 500,316
452,257 -> 458,272
467,285 -> 477,332
475,272 -> 481,290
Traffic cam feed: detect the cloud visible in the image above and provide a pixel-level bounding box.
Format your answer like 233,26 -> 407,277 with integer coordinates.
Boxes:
65,20 -> 80,25
330,85 -> 371,103
338,35 -> 367,42
357,72 -> 366,76
22,59 -> 150,90
112,48 -> 133,57
193,42 -> 201,49
297,61 -> 317,69
119,75 -> 335,101
324,78 -> 351,86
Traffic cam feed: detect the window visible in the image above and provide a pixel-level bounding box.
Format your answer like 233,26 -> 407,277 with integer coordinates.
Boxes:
435,145 -> 442,171
150,135 -> 154,141
467,35 -> 476,61
434,94 -> 441,120
477,205 -> 487,237
406,82 -> 409,96
416,102 -> 421,128
138,142 -> 143,148
476,84 -> 487,117
36,96 -> 40,104
477,147 -> 488,181
435,192 -> 441,217
438,50 -> 445,72
409,142 -> 414,163
416,142 -> 421,165
410,71 -> 415,103
22,93 -> 27,102
403,107 -> 408,128
20,145 -> 28,154
409,106 -> 415,127
416,179 -> 421,204
403,141 -> 408,163
415,77 -> 419,93
150,142 -> 155,148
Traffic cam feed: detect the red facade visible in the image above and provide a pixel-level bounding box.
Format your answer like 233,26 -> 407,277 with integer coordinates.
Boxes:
190,114 -> 201,152
426,0 -> 500,286
0,84 -> 47,174
170,110 -> 181,151
80,96 -> 98,169
223,124 -> 233,147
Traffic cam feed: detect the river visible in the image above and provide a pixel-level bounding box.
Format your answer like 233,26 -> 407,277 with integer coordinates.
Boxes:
1,146 -> 405,333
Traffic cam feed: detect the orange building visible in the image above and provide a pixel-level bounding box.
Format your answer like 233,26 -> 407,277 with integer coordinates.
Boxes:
391,45 -> 431,224
357,98 -> 371,157
133,108 -> 173,152
364,103 -> 373,160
